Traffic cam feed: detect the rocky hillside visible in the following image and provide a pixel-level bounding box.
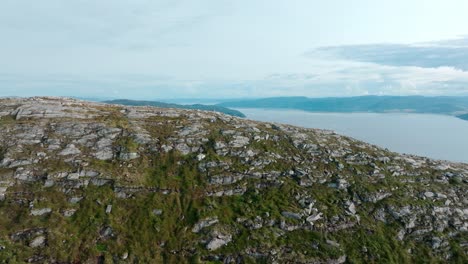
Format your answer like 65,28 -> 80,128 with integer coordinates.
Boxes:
0,97 -> 466,263
102,99 -> 246,118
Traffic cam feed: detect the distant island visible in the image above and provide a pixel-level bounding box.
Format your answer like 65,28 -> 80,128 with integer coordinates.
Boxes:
457,113 -> 468,121
218,96 -> 468,120
104,99 -> 246,118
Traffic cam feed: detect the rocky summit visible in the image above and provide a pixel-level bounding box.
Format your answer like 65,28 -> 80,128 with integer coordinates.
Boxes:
0,97 -> 467,263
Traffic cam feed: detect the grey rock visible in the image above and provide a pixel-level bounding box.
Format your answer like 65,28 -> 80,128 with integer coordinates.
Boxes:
79,170 -> 100,177
176,143 -> 191,155
432,237 -> 442,249
424,192 -> 435,198
378,157 -> 391,163
0,187 -> 7,201
152,209 -> 163,216
91,178 -> 112,186
230,136 -> 250,148
214,141 -> 226,150
119,152 -> 140,160
281,211 -> 302,220
10,228 -> 46,242
374,208 -> 387,223
86,171 -> 100,177
8,159 -> 33,168
389,206 -> 412,219
206,186 -> 247,197
30,208 -> 52,216
67,173 -> 80,180
197,153 -> 206,161
62,209 -> 77,217
29,235 -> 46,248
405,216 -> 417,229
43,179 -> 54,187
280,220 -> 300,231
366,192 -> 392,203
330,255 -> 347,264
347,202 -> 357,215
209,174 -> 244,185
397,229 -> 406,241
436,193 -> 448,199
206,233 -> 232,251
133,132 -> 152,145
58,144 -> 81,156
95,148 -> 114,160
337,179 -> 349,190
69,197 -> 83,204
192,217 -> 219,233
326,240 -> 341,248
306,212 -> 323,224
161,145 -> 173,152
99,226 -> 114,239
337,163 -> 345,170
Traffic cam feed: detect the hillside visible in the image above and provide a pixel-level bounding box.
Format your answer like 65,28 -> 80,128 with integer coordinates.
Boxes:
218,96 -> 468,118
104,99 -> 246,118
0,97 -> 466,263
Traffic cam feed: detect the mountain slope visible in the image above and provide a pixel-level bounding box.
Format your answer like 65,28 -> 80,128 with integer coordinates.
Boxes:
218,96 -> 468,117
0,97 -> 466,263
104,99 -> 246,118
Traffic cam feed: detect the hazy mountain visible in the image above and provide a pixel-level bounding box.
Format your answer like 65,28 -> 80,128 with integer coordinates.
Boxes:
218,96 -> 468,119
104,99 -> 246,118
0,97 -> 466,263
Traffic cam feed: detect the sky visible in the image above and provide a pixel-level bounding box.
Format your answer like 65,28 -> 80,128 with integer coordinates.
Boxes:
1,0 -> 468,99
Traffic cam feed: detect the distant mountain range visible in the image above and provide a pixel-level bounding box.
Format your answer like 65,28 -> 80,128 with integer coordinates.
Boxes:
103,99 -> 246,118
218,96 -> 468,120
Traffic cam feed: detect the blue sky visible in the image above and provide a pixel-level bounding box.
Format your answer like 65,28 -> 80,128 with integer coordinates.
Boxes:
1,0 -> 468,99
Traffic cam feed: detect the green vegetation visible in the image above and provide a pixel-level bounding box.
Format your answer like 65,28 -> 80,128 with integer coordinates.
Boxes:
115,136 -> 139,153
0,115 -> 16,126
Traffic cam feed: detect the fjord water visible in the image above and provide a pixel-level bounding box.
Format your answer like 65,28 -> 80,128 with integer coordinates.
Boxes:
236,108 -> 468,163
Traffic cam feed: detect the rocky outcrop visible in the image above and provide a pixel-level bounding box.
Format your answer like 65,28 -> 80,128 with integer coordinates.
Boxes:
0,97 -> 466,263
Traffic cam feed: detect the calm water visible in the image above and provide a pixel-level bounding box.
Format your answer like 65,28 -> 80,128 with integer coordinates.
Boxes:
236,108 -> 468,163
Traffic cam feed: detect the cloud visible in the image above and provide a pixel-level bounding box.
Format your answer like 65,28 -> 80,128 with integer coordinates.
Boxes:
1,1 -> 468,98
3,1 -> 222,50
308,37 -> 468,70
292,37 -> 468,96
